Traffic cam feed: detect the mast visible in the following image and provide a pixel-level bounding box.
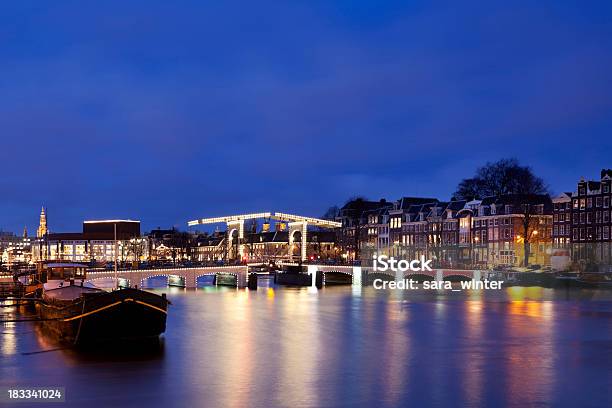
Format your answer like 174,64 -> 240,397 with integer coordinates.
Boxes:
114,223 -> 118,289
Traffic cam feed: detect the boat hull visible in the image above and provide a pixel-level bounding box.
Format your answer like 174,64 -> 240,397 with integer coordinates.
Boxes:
38,288 -> 168,345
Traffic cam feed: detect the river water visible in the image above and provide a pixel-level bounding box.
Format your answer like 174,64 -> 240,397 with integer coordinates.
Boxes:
1,279 -> 612,407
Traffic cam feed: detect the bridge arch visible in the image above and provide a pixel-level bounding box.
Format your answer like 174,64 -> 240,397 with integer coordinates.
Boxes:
318,270 -> 351,286
139,274 -> 170,288
442,273 -> 472,282
86,276 -> 131,288
364,271 -> 395,285
404,272 -> 436,282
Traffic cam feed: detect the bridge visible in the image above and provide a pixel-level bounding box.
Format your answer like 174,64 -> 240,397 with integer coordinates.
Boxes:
362,268 -> 483,285
85,265 -> 484,290
86,265 -> 249,289
278,264 -> 484,288
187,212 -> 341,262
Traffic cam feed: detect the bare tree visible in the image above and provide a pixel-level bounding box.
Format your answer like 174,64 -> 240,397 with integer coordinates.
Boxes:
517,199 -> 548,267
454,158 -> 548,200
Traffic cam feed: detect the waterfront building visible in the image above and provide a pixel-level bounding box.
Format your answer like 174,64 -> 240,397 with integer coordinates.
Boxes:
388,197 -> 438,258
365,207 -> 390,252
402,202 -> 438,261
570,169 -> 612,267
193,231 -> 226,262
0,229 -> 33,267
456,200 -> 481,267
336,198 -> 393,260
394,195 -> 553,268
0,230 -> 17,253
146,228 -> 195,263
551,193 -> 572,270
552,193 -> 573,248
436,200 -> 467,268
472,195 -> 553,267
44,220 -> 142,264
400,200 -> 470,268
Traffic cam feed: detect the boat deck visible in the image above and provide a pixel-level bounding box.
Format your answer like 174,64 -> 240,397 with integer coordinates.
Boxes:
44,286 -> 104,301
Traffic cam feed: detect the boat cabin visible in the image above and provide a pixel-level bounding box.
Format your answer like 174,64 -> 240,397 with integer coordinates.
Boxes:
36,262 -> 88,290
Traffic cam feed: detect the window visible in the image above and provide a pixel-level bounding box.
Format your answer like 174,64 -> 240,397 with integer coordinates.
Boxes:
580,213 -> 586,224
573,199 -> 578,209
587,198 -> 593,208
604,211 -> 610,223
604,197 -> 610,208
573,228 -> 578,240
604,226 -> 610,240
553,225 -> 558,236
553,214 -> 558,222
597,197 -> 603,207
580,199 -> 586,209
604,184 -> 610,193
587,213 -> 592,224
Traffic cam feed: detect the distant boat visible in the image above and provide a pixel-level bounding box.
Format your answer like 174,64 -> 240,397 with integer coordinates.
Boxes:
575,272 -> 612,289
35,262 -> 168,345
554,271 -> 612,289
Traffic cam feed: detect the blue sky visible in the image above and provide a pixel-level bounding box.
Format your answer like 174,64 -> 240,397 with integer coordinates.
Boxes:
1,0 -> 611,233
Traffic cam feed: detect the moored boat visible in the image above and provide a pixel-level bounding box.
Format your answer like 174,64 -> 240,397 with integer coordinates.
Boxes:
35,262 -> 169,345
575,272 -> 612,289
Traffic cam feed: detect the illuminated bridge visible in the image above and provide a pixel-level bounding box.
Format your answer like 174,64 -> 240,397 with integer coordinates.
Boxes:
188,212 -> 341,262
86,265 -> 250,289
85,266 -> 485,289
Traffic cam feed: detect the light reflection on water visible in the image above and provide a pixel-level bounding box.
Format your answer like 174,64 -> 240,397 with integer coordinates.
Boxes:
0,284 -> 611,408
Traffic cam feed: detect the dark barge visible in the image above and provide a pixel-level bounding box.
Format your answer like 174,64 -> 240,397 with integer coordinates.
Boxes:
35,263 -> 168,345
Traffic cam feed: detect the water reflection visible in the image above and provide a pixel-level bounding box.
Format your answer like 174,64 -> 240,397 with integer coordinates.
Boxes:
503,300 -> 555,405
278,290 -> 320,407
1,323 -> 17,356
462,301 -> 484,406
0,286 -> 611,408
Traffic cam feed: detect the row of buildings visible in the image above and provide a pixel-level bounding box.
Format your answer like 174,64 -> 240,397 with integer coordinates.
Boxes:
1,211 -> 339,268
2,169 -> 611,271
337,169 -> 612,271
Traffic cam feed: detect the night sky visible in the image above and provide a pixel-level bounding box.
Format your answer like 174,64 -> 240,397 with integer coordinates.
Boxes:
1,0 -> 611,234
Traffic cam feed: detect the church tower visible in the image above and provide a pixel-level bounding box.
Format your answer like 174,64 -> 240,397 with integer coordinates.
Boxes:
37,206 -> 48,238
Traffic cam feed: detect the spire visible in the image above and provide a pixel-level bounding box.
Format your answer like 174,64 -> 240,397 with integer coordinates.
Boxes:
37,205 -> 48,238
23,226 -> 28,238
